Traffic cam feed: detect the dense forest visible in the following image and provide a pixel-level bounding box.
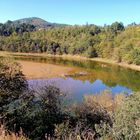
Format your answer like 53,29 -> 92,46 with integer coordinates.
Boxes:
0,20 -> 36,36
0,20 -> 140,65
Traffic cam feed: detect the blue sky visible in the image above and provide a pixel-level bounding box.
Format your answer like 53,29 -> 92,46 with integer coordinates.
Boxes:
0,0 -> 140,25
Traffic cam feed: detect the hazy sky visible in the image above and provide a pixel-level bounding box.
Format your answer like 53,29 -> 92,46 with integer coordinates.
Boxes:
0,0 -> 140,25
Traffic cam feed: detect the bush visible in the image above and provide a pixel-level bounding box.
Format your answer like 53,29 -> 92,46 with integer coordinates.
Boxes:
112,92 -> 140,140
55,95 -> 113,139
0,58 -> 28,107
85,46 -> 98,58
125,49 -> 140,65
2,85 -> 67,140
0,59 -> 67,139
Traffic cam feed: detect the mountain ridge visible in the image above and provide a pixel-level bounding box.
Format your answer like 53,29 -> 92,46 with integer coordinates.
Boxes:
13,17 -> 68,29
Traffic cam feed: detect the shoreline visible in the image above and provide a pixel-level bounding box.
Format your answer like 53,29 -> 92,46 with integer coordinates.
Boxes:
16,60 -> 77,80
1,51 -> 140,72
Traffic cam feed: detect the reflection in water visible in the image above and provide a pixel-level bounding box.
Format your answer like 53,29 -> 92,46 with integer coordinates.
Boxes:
29,78 -> 132,101
13,54 -> 140,100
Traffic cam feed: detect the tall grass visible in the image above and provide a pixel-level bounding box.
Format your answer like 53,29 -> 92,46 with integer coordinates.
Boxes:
84,90 -> 126,113
0,125 -> 28,140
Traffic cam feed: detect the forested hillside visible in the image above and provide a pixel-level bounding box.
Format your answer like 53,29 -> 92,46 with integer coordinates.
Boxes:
0,20 -> 35,36
0,20 -> 140,65
13,17 -> 68,29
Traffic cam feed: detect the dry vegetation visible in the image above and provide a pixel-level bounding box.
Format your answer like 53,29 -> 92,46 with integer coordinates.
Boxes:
84,90 -> 126,113
0,125 -> 27,140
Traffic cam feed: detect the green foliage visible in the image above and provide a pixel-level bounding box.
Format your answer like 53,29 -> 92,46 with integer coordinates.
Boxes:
85,46 -> 98,58
0,21 -> 35,36
13,17 -> 67,29
0,58 -> 28,107
0,59 -> 69,139
1,21 -> 140,65
110,22 -> 124,33
1,84 -> 67,139
112,92 -> 140,140
125,49 -> 140,65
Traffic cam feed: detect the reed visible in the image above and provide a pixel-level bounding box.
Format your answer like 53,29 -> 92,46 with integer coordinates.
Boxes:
0,125 -> 28,140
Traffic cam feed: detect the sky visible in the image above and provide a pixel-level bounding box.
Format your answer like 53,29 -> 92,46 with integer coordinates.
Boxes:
0,0 -> 140,25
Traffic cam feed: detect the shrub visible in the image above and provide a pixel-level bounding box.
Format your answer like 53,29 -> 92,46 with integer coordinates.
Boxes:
2,85 -> 67,140
0,59 -> 67,139
85,46 -> 98,58
0,58 -> 28,107
125,49 -> 140,65
112,92 -> 140,140
84,91 -> 125,113
59,96 -> 113,139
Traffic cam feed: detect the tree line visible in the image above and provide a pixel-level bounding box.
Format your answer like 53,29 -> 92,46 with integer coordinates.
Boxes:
0,20 -> 35,36
1,21 -> 140,65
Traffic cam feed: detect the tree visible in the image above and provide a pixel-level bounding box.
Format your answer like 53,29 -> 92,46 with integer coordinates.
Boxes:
110,22 -> 124,33
85,46 -> 98,58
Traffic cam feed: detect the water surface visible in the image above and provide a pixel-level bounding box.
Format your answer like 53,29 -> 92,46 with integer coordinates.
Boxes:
14,55 -> 140,101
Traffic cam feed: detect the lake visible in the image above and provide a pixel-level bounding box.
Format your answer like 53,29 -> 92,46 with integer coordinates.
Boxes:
14,55 -> 140,101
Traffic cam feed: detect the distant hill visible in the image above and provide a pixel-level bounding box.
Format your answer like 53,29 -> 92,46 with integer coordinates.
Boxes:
13,17 -> 68,29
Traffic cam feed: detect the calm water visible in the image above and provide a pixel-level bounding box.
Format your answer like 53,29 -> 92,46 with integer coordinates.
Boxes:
14,55 -> 140,101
